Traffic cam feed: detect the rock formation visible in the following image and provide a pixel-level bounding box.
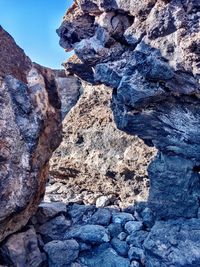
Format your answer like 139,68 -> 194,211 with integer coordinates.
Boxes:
49,81 -> 156,208
0,27 -> 80,241
57,0 -> 200,220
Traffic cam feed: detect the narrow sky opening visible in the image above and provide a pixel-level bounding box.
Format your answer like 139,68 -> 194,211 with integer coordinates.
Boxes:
0,0 -> 73,69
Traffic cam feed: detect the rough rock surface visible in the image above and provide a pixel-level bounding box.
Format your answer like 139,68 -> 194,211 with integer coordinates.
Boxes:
57,0 -> 200,220
0,202 -> 148,267
1,202 -> 200,267
49,82 -> 156,208
0,27 -> 80,241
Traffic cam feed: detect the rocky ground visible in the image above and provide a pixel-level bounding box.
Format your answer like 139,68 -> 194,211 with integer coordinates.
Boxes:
1,201 -> 200,267
48,82 -> 156,209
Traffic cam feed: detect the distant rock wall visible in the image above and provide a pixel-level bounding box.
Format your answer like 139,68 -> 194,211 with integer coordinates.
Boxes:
49,82 -> 156,208
57,0 -> 200,220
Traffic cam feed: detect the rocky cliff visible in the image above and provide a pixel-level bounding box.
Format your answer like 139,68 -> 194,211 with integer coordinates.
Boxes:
57,0 -> 200,220
0,27 -> 80,241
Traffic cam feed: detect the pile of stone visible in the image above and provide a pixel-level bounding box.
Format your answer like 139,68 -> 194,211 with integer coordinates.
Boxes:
1,201 -> 200,267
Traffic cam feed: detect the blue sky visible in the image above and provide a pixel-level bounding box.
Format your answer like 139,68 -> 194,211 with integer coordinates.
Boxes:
0,0 -> 73,69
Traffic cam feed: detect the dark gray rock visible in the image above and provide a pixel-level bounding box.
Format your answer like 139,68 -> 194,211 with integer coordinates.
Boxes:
108,223 -> 124,238
148,153 -> 200,220
38,215 -> 71,242
35,202 -> 67,224
67,204 -> 97,225
112,212 -> 135,226
79,244 -> 130,267
44,239 -> 79,267
79,242 -> 92,251
89,208 -> 111,226
64,225 -> 110,244
144,218 -> 200,267
111,237 -> 129,256
126,230 -> 149,248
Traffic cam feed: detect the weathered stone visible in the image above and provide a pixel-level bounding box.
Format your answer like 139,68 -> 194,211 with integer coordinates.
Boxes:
126,230 -> 149,248
112,212 -> 135,226
64,225 -> 110,244
79,244 -> 130,267
38,215 -> 71,242
44,239 -> 79,267
35,202 -> 67,224
125,221 -> 143,235
96,196 -> 111,208
0,228 -> 43,267
89,208 -> 111,226
144,218 -> 200,267
67,204 -> 97,225
0,27 -> 81,242
111,237 -> 129,256
108,223 -> 124,238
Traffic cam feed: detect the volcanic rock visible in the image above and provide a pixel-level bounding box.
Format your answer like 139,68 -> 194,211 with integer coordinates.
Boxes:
0,27 -> 80,241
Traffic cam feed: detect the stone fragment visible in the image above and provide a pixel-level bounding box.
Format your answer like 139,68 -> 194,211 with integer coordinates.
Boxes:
96,196 -> 111,208
112,212 -> 135,226
126,230 -> 149,248
64,225 -> 110,244
89,208 -> 111,226
111,237 -> 129,256
35,202 -> 67,224
38,215 -> 71,242
44,239 -> 79,267
67,204 -> 97,224
108,223 -> 124,238
79,244 -> 130,267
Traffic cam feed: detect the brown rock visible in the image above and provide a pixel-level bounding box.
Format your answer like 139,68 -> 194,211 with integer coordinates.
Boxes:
49,83 -> 156,208
0,28 -> 79,241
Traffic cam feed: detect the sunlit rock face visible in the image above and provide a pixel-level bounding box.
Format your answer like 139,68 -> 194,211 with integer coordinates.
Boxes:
58,0 -> 200,219
0,27 -> 80,241
49,82 -> 156,208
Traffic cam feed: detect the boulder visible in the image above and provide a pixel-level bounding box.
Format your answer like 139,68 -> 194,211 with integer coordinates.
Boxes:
64,225 -> 110,244
0,27 -> 80,241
